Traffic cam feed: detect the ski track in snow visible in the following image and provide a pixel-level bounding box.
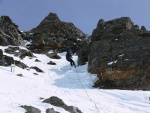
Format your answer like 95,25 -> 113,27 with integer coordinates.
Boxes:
0,46 -> 150,113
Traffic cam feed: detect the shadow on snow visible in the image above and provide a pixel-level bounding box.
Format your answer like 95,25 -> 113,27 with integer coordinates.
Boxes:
49,65 -> 95,89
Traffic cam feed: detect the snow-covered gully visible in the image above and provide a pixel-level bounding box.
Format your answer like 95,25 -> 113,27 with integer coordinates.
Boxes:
0,47 -> 150,113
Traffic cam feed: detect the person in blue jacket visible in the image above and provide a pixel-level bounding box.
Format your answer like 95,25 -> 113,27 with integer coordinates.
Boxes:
66,49 -> 76,67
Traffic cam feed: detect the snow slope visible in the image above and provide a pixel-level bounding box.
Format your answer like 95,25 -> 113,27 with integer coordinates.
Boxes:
0,46 -> 150,113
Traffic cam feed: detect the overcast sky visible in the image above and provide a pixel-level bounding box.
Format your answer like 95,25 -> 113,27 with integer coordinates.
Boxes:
0,0 -> 150,35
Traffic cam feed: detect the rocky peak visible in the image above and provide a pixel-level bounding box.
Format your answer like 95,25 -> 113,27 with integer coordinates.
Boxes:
0,16 -> 13,24
37,13 -> 61,28
0,16 -> 19,31
47,12 -> 60,22
0,16 -> 24,46
26,12 -> 89,53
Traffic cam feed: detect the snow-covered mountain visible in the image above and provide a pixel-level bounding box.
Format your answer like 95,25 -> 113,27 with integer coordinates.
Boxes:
0,12 -> 150,113
0,46 -> 150,113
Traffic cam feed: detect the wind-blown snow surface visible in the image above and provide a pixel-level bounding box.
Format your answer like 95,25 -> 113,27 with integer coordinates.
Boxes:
0,46 -> 150,113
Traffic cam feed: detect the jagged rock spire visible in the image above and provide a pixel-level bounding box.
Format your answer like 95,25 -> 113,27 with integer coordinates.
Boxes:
37,12 -> 61,27
46,12 -> 60,22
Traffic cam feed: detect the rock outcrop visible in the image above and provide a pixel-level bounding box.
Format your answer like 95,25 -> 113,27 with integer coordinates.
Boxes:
43,96 -> 82,113
0,49 -> 4,65
15,60 -> 28,69
46,52 -> 61,59
0,49 -> 14,66
20,105 -> 41,113
5,46 -> 34,59
46,108 -> 59,113
0,49 -> 28,69
30,66 -> 44,73
0,16 -> 24,46
88,17 -> 150,90
24,12 -> 89,53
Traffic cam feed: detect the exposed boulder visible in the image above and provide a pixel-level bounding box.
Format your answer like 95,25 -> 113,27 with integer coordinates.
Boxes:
20,105 -> 41,113
46,52 -> 61,59
33,73 -> 38,75
24,12 -> 89,53
46,108 -> 59,113
30,66 -> 44,73
43,96 -> 82,113
15,60 -> 28,69
89,17 -> 150,90
47,61 -> 56,65
0,16 -> 24,46
35,59 -> 41,62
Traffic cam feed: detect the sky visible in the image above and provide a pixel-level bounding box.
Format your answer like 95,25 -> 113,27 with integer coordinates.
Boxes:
0,0 -> 150,35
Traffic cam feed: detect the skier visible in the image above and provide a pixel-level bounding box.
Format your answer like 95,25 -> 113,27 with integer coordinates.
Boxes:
66,49 -> 76,68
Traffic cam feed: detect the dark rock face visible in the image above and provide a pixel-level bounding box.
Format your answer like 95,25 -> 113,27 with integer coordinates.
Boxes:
3,55 -> 14,66
0,16 -> 24,46
20,105 -> 41,113
43,96 -> 82,113
0,49 -> 15,66
77,40 -> 90,66
0,49 -> 4,65
24,12 -> 89,53
88,17 -> 150,90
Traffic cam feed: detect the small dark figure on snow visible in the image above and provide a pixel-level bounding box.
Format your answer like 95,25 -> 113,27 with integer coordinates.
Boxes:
66,49 -> 76,67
